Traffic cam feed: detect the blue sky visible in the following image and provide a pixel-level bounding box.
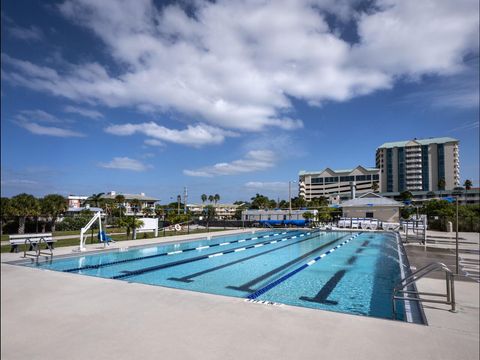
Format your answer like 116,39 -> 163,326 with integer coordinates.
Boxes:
1,0 -> 479,203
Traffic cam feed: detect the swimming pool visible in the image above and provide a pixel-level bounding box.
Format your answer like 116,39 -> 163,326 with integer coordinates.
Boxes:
24,230 -> 425,323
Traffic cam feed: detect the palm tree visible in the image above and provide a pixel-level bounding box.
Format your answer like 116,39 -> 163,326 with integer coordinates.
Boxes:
201,194 -> 207,204
9,193 -> 40,234
117,216 -> 144,240
463,179 -> 473,190
86,193 -> 105,207
213,194 -> 220,205
142,207 -> 153,218
438,178 -> 446,191
0,197 -> 11,236
372,182 -> 379,193
154,204 -> 164,219
114,194 -> 126,218
208,195 -> 214,203
40,194 -> 68,233
130,199 -> 142,216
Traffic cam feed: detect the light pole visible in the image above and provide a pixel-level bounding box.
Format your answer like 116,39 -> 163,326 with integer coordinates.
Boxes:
177,195 -> 181,215
455,195 -> 459,275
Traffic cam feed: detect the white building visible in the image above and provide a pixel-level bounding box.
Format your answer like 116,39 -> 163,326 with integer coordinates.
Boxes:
299,166 -> 380,201
241,209 -> 318,223
67,195 -> 88,209
376,137 -> 460,192
100,191 -> 158,216
187,203 -> 241,220
340,192 -> 404,223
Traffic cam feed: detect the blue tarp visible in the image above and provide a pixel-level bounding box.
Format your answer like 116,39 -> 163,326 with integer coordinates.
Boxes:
258,219 -> 308,227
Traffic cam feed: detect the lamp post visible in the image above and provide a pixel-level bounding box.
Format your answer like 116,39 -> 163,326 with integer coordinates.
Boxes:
177,195 -> 181,215
451,187 -> 464,275
455,195 -> 459,275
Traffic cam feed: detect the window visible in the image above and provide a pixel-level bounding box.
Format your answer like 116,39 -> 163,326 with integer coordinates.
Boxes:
366,212 -> 374,218
324,176 -> 339,184
311,177 -> 323,184
373,174 -> 379,180
340,176 -> 354,182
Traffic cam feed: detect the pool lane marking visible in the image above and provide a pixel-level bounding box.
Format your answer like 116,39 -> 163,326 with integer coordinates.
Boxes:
226,234 -> 352,292
110,231 -> 318,280
395,233 -> 413,323
300,270 -> 347,305
168,232 -> 330,283
62,231 -> 292,273
246,233 -> 361,300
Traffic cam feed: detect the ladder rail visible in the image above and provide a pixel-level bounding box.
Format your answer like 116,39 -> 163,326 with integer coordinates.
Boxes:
392,262 -> 456,320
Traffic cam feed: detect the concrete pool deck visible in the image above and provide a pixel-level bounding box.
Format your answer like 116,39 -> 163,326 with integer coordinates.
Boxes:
2,229 -> 479,360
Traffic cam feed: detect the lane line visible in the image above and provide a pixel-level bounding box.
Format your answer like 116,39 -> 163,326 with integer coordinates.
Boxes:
111,231 -> 318,280
62,231 -> 291,273
246,233 -> 361,300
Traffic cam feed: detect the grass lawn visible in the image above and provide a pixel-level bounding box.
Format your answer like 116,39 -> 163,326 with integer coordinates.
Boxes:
1,228 -> 228,253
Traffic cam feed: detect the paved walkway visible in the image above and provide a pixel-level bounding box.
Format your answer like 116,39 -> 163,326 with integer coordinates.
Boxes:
1,230 -> 479,360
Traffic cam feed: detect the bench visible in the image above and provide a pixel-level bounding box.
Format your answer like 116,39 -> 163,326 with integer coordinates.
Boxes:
9,233 -> 55,256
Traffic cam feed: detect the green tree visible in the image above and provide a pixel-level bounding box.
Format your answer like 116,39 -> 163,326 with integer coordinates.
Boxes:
463,179 -> 473,190
208,195 -> 214,203
302,211 -> 314,222
0,197 -> 11,236
201,194 -> 207,204
40,194 -> 68,233
117,216 -> 144,240
250,194 -> 271,209
213,194 -> 220,205
438,178 -> 446,191
114,194 -> 126,218
154,204 -> 164,219
399,191 -> 413,202
100,198 -> 115,225
204,205 -> 216,228
372,182 -> 379,192
130,199 -> 142,216
9,193 -> 40,234
291,196 -> 307,209
86,193 -> 105,207
142,207 -> 153,217
317,207 -> 334,223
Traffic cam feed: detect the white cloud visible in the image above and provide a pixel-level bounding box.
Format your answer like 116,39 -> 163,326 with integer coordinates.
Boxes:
8,24 -> 44,41
2,0 -> 478,133
64,105 -> 104,119
17,109 -> 64,124
245,181 -> 288,191
184,150 -> 276,177
144,138 -> 164,147
105,122 -> 235,147
14,120 -> 84,137
99,157 -> 151,171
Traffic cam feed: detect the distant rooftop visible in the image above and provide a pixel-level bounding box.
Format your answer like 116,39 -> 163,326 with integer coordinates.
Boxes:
377,137 -> 458,149
101,191 -> 158,201
299,165 -> 378,176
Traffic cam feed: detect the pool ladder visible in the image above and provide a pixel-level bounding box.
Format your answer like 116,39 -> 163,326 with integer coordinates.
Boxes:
392,262 -> 456,320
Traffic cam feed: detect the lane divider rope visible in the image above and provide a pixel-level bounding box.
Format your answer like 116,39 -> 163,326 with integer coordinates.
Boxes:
110,231 -> 318,280
62,231 -> 292,273
246,233 -> 361,300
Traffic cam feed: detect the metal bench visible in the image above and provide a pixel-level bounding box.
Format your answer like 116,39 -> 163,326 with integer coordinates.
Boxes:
9,233 -> 55,259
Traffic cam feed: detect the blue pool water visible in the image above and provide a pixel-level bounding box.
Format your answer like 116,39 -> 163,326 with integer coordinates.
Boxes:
24,230 -> 424,323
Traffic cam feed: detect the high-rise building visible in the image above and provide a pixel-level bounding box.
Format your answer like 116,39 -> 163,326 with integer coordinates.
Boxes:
376,137 -> 459,193
298,166 -> 380,201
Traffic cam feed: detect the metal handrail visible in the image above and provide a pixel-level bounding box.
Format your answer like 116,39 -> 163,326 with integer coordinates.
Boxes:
392,262 -> 456,320
23,236 -> 54,261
